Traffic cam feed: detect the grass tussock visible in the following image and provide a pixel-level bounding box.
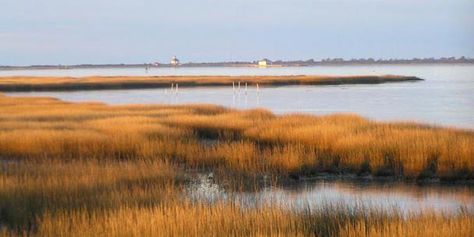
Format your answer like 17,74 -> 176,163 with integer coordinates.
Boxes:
0,75 -> 422,91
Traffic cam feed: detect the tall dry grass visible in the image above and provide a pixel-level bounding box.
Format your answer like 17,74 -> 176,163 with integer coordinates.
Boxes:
0,159 -> 180,231
5,201 -> 473,237
1,95 -> 473,236
0,95 -> 472,179
339,213 -> 474,237
1,158 -> 473,236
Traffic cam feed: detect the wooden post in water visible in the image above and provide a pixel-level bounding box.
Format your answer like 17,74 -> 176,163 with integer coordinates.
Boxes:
256,83 -> 260,106
244,82 -> 248,108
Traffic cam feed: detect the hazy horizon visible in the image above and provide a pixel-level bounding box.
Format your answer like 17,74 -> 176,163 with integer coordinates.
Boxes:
1,0 -> 473,65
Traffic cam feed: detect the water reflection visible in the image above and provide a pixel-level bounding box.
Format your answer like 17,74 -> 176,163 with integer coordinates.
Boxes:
186,174 -> 474,215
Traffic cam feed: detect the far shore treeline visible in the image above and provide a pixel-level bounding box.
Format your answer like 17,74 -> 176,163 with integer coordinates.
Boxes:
0,56 -> 473,70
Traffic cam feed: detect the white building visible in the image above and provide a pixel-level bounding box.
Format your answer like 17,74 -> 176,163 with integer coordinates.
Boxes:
258,58 -> 271,67
170,56 -> 180,66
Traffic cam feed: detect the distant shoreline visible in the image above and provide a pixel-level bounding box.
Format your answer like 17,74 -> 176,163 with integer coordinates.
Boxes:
1,57 -> 473,71
0,75 -> 422,92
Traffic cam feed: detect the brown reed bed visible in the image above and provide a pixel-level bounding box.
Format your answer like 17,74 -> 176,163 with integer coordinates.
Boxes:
31,203 -> 474,237
0,75 -> 422,91
1,157 -> 473,236
1,158 -> 473,236
2,164 -> 473,237
0,94 -> 471,180
0,94 -> 473,236
0,159 -> 181,232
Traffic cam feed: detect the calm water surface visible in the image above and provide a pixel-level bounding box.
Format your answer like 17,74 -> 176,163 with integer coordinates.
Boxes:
3,65 -> 474,213
188,175 -> 474,215
5,65 -> 473,129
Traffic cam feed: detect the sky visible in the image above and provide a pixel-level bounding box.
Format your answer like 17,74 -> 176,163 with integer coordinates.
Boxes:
1,0 -> 473,65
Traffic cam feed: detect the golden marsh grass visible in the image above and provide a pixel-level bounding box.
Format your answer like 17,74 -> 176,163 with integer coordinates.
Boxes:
0,94 -> 473,236
34,204 -> 474,237
0,75 -> 422,91
0,95 -> 472,179
2,158 -> 473,236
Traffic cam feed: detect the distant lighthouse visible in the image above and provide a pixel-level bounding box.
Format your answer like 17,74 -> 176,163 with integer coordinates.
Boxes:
170,56 -> 180,66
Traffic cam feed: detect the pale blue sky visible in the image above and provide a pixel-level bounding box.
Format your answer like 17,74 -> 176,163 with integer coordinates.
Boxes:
1,0 -> 473,65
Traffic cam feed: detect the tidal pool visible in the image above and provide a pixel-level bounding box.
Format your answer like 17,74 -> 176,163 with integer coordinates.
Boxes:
187,174 -> 474,215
